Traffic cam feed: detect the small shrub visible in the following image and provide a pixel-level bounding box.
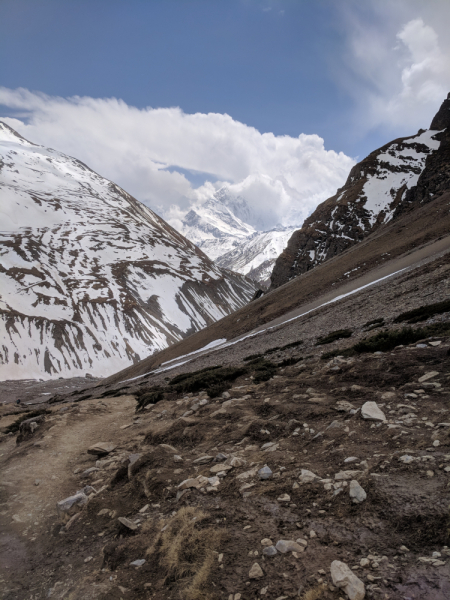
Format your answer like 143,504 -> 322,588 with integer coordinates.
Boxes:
247,358 -> 278,383
5,408 -> 51,434
169,365 -> 247,397
277,356 -> 302,367
353,327 -> 424,353
394,299 -> 450,324
316,328 -> 353,346
169,365 -> 221,386
135,388 -> 164,412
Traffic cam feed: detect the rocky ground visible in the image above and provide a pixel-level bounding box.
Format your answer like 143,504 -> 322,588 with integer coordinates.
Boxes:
1,326 -> 450,599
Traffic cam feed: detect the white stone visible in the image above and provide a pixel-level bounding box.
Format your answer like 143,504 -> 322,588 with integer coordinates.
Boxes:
349,480 -> 367,503
299,469 -> 320,483
330,560 -> 365,600
418,371 -> 439,383
361,402 -> 386,422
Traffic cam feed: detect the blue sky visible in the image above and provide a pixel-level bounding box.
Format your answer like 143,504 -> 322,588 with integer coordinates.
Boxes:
1,0 -> 449,229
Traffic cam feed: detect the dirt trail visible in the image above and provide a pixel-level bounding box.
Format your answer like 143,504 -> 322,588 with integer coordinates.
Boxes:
0,396 -> 136,596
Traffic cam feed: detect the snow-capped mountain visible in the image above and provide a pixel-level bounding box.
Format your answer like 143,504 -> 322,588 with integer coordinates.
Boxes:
0,122 -> 256,380
270,94 -> 450,289
215,227 -> 296,289
178,189 -> 296,288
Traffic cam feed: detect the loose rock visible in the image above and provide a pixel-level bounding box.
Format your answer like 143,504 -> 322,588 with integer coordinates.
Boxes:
349,480 -> 367,503
361,402 -> 386,422
330,560 -> 365,600
249,562 -> 264,579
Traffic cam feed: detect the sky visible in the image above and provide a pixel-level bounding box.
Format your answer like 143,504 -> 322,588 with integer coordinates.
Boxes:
1,0 -> 450,231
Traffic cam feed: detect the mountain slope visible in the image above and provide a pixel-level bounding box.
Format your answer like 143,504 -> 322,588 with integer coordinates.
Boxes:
215,226 -> 296,288
178,189 -> 296,287
0,123 -> 256,380
270,95 -> 450,288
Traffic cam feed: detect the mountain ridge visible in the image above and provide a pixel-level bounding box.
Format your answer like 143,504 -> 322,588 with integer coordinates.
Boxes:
0,122 -> 256,380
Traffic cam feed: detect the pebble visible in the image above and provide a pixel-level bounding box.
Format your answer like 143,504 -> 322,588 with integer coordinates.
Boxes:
118,517 -> 138,531
210,464 -> 233,474
299,469 -> 320,483
399,455 -> 414,464
193,455 -> 214,464
349,480 -> 367,504
249,562 -> 264,579
418,371 -> 439,383
258,466 -> 273,480
130,559 -> 146,567
361,402 -> 386,422
344,457 -> 358,463
261,538 -> 273,547
275,540 -> 304,553
263,545 -> 278,557
277,494 -> 290,502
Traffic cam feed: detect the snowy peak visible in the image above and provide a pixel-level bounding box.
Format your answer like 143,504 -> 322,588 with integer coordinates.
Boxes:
271,94 -> 450,289
178,187 -> 293,287
0,124 -> 256,380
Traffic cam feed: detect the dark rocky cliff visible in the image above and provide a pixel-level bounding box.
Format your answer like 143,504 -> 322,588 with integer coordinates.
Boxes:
270,94 -> 450,290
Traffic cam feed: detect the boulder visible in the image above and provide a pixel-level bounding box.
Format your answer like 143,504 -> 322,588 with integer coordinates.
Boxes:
361,402 -> 386,422
330,560 -> 365,600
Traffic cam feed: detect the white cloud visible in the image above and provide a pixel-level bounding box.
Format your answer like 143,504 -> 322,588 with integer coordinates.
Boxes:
337,1 -> 450,135
0,87 -> 354,231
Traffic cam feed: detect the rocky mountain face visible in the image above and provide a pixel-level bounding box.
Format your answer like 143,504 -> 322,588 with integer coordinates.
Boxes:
0,123 -> 256,380
270,94 -> 450,289
179,189 -> 296,288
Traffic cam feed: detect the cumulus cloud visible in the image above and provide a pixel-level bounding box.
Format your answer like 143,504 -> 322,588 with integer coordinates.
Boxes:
0,87 -> 354,231
337,1 -> 450,135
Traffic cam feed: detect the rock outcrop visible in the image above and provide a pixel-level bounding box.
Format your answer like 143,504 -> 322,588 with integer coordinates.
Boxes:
270,94 -> 450,289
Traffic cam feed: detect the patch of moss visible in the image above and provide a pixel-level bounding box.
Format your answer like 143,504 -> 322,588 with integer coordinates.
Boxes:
135,388 -> 164,412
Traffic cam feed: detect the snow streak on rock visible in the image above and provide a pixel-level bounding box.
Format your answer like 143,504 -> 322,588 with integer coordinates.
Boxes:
0,123 -> 255,380
270,127 -> 442,289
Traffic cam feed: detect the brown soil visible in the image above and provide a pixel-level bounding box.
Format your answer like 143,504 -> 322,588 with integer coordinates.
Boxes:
2,324 -> 450,599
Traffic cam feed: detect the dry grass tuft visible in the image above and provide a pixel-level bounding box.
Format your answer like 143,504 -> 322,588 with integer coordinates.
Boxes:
300,583 -> 327,600
145,507 -> 223,600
